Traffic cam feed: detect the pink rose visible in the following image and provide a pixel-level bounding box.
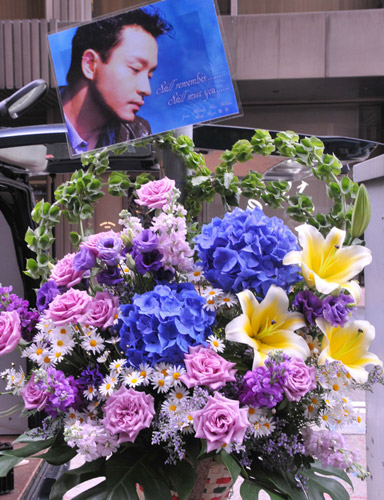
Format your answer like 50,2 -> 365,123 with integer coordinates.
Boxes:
283,358 -> 316,402
45,288 -> 92,326
85,292 -> 118,330
0,310 -> 21,356
50,253 -> 84,288
21,374 -> 49,411
192,393 -> 248,452
135,177 -> 175,210
102,386 -> 155,444
180,345 -> 237,390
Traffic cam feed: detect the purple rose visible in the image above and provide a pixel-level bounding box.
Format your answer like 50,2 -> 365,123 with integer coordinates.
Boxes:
180,345 -> 237,390
21,374 -> 49,411
135,177 -> 175,210
102,386 -> 155,444
283,358 -> 316,402
0,310 -> 21,356
73,246 -> 97,271
50,253 -> 84,288
85,292 -> 118,330
36,281 -> 61,312
96,234 -> 123,265
293,290 -> 323,324
96,266 -> 123,286
322,294 -> 355,327
45,288 -> 92,325
132,229 -> 158,253
191,393 -> 248,452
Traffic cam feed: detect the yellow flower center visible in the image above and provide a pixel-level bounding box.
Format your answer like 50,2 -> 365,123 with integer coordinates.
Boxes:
333,384 -> 339,391
131,378 -> 137,384
213,340 -> 219,347
44,356 -> 50,363
175,392 -> 183,399
57,340 -> 64,347
173,373 -> 180,380
36,348 -> 43,355
60,328 -> 66,334
55,352 -> 61,358
322,415 -> 328,421
106,384 -> 111,390
161,369 -> 168,376
158,379 -> 165,386
140,370 -> 146,377
248,408 -> 255,415
88,387 -> 93,393
90,340 -> 97,347
169,405 -> 177,412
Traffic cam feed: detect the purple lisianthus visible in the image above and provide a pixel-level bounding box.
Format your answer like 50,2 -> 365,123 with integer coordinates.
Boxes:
96,234 -> 123,265
283,357 -> 316,402
77,365 -> 104,391
72,246 -> 97,271
194,207 -> 300,297
240,359 -> 288,408
102,386 -> 155,443
191,393 -> 249,452
131,247 -> 163,274
96,266 -> 123,286
322,294 -> 355,327
293,290 -> 324,324
0,286 -> 39,341
180,345 -> 237,390
36,281 -> 61,312
132,229 -> 158,253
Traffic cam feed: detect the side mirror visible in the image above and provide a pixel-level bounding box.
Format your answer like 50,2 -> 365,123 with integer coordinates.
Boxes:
0,80 -> 48,119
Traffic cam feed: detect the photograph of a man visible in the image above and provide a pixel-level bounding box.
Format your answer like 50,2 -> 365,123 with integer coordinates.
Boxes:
61,8 -> 172,155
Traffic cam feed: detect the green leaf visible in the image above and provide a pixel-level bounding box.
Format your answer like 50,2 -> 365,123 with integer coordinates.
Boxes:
240,479 -> 286,500
69,232 -> 82,247
302,464 -> 352,500
164,460 -> 195,500
218,450 -> 241,484
49,458 -> 106,500
1,437 -> 54,458
0,455 -> 23,477
37,443 -> 77,466
37,253 -> 49,267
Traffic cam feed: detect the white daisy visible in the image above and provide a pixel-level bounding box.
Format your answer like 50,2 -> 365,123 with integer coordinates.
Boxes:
38,353 -> 54,368
201,287 -> 223,299
50,335 -> 75,354
97,350 -> 110,363
137,363 -> 153,386
207,335 -> 225,353
105,336 -> 121,345
150,372 -> 172,393
217,292 -> 237,309
167,365 -> 186,386
109,359 -> 127,374
22,342 -> 50,364
161,399 -> 180,415
83,385 -> 97,401
153,362 -> 172,377
186,264 -> 205,284
124,371 -> 144,388
246,406 -> 265,424
99,376 -> 117,397
81,332 -> 105,354
49,350 -> 65,364
168,387 -> 190,404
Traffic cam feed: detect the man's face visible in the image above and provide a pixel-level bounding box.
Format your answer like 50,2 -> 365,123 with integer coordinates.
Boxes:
91,26 -> 158,122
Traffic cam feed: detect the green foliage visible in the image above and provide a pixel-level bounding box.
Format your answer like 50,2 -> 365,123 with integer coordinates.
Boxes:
49,447 -> 196,500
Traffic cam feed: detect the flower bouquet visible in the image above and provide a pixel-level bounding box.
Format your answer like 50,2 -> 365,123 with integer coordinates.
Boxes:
0,129 -> 382,500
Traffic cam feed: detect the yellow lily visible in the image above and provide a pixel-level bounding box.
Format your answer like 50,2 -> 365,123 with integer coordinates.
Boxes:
283,224 -> 372,303
316,318 -> 382,384
225,285 -> 309,368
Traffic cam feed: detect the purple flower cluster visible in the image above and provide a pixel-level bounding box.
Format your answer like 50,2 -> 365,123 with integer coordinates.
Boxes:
303,428 -> 358,469
240,356 -> 315,408
38,367 -> 80,418
0,285 -> 39,341
293,290 -> 355,326
194,207 -> 300,297
117,282 -> 216,366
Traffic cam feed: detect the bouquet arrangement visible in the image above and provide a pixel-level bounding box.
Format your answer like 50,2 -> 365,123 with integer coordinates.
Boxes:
0,129 -> 382,500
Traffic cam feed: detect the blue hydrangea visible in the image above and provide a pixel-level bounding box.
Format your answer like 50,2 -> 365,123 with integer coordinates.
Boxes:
117,282 -> 216,366
194,207 -> 300,296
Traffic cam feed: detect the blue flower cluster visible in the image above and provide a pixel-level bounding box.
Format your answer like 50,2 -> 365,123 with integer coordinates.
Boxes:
117,282 -> 216,366
194,207 -> 300,296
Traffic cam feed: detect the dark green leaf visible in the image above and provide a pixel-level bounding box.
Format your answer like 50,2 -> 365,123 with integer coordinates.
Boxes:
218,450 -> 241,484
0,455 -> 23,477
1,437 -> 54,458
164,460 -> 195,500
240,479 -> 287,500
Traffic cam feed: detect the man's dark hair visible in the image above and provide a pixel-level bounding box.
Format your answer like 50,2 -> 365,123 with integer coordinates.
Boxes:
66,7 -> 172,85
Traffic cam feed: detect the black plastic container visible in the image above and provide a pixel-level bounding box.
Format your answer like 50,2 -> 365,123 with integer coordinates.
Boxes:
0,442 -> 14,495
